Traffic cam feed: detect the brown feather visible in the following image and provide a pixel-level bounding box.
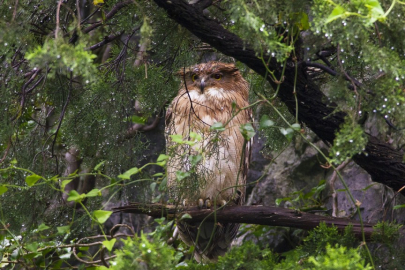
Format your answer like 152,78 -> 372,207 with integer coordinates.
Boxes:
165,61 -> 253,262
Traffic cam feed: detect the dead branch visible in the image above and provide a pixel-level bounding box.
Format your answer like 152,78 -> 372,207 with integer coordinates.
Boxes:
113,203 -> 375,239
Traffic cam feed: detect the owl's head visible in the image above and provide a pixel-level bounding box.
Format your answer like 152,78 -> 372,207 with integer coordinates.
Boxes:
177,62 -> 248,98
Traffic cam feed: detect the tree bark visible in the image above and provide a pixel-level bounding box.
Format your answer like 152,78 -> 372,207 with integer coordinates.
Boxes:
153,0 -> 405,195
114,203 -> 375,239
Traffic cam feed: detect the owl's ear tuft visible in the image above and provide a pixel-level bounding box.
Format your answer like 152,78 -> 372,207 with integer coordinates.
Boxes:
217,63 -> 239,75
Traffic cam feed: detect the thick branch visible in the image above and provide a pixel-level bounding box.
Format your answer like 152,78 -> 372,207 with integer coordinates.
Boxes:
153,0 -> 405,194
114,203 -> 375,239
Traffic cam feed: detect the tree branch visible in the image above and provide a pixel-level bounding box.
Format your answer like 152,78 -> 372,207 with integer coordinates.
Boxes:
87,32 -> 123,51
82,0 -> 134,34
113,203 -> 375,239
153,0 -> 405,195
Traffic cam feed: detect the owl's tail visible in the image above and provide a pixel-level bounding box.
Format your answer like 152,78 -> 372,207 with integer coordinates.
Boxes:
176,220 -> 240,262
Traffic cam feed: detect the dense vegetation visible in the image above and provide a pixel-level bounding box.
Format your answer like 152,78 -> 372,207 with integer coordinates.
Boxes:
1,0 -> 405,268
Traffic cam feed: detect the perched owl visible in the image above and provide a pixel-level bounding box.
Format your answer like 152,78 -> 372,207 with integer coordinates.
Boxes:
165,61 -> 252,262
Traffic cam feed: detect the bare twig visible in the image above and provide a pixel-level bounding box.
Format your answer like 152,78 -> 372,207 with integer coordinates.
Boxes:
55,0 -> 63,39
12,0 -> 19,21
87,32 -> 123,51
81,7 -> 100,25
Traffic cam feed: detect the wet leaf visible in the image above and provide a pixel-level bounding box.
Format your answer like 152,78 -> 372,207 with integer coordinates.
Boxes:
118,167 -> 139,180
93,210 -> 112,224
259,115 -> 275,128
25,174 -> 42,187
0,186 -> 8,196
102,239 -> 116,251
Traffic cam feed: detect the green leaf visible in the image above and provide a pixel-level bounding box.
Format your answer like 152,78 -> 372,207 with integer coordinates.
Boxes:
57,225 -> 70,234
150,182 -> 157,192
49,175 -> 58,182
275,197 -> 291,206
129,115 -> 146,124
118,167 -> 139,180
365,0 -> 385,23
158,177 -> 167,191
170,134 -> 184,144
61,179 -> 72,190
37,223 -> 50,232
102,239 -> 116,252
279,127 -> 294,141
393,204 -> 405,210
68,169 -> 79,177
26,242 -> 39,252
239,123 -> 256,140
189,132 -> 202,142
180,213 -> 192,220
326,5 -> 345,23
59,252 -> 72,259
362,183 -> 378,191
10,158 -> 17,165
93,210 -> 113,224
94,161 -> 105,171
86,188 -> 101,198
93,0 -> 104,5
210,122 -> 225,132
25,174 -> 42,187
291,123 -> 301,131
259,115 -> 275,128
153,172 -> 164,177
67,190 -> 85,202
299,12 -> 310,30
176,171 -> 190,181
0,186 -> 8,196
156,154 -> 169,166
190,154 -> 202,167
23,252 -> 41,260
152,194 -> 162,203
157,154 -> 169,162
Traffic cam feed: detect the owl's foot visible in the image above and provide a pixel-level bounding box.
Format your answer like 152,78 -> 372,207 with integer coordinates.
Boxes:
183,199 -> 188,207
198,198 -> 212,209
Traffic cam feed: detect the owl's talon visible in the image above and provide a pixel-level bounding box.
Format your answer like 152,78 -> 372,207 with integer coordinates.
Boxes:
198,198 -> 204,209
168,227 -> 179,245
183,199 -> 188,207
220,200 -> 227,206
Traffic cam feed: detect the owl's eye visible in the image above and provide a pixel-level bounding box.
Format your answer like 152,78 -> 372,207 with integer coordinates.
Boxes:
213,74 -> 222,80
191,74 -> 199,82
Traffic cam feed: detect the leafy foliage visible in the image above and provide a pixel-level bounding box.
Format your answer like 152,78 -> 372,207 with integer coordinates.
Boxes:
103,222 -> 373,270
330,116 -> 368,164
1,0 -> 405,268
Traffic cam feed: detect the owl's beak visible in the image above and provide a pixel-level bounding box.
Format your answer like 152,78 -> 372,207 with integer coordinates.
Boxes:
200,78 -> 206,93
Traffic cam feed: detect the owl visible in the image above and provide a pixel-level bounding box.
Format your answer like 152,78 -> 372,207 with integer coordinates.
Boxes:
165,61 -> 252,262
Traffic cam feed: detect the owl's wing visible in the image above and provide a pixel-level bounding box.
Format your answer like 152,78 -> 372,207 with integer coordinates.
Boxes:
165,105 -> 172,128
